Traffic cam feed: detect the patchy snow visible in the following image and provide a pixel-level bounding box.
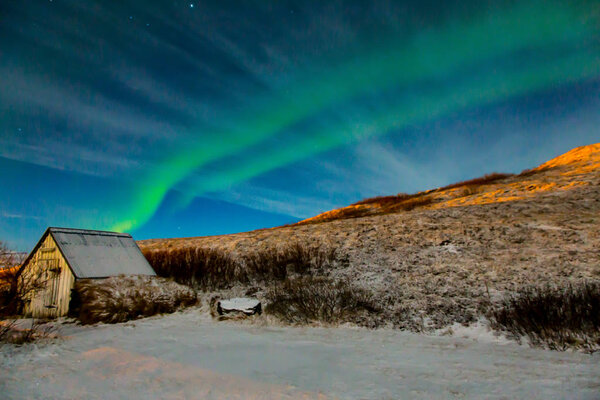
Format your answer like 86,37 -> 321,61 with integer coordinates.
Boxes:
1,310 -> 599,399
434,318 -> 520,346
218,297 -> 261,315
440,243 -> 460,254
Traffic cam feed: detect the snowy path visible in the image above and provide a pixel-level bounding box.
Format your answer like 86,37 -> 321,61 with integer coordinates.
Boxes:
1,310 -> 599,399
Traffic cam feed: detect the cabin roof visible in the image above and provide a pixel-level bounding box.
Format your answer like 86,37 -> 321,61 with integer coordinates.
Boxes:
22,227 -> 156,279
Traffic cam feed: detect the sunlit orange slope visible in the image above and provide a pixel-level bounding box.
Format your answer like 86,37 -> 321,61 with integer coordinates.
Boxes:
297,143 -> 600,225
535,143 -> 600,173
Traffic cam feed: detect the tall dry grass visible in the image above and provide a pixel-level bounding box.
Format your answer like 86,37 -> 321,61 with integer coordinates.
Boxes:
264,276 -> 381,326
144,247 -> 240,289
437,172 -> 514,191
348,173 -> 512,212
387,196 -> 434,212
245,242 -> 337,279
71,275 -> 197,324
143,242 -> 338,290
352,193 -> 422,207
489,281 -> 600,352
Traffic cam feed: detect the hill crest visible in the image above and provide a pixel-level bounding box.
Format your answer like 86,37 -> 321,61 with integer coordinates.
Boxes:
296,143 -> 600,225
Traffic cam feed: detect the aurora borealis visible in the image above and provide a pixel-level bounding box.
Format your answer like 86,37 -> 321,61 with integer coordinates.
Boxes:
1,1 -> 599,249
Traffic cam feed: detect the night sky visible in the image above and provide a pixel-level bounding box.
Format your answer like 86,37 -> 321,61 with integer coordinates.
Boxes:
1,0 -> 599,250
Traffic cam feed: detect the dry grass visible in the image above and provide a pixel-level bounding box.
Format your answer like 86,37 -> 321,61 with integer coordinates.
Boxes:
264,277 -> 382,326
245,242 -> 337,279
437,172 -> 514,191
70,275 -> 197,325
143,247 -> 240,289
298,173 -> 512,225
143,242 -> 338,290
299,194 -> 435,224
489,281 -> 600,352
0,319 -> 55,345
518,167 -> 543,177
459,185 -> 483,197
138,144 -> 600,349
387,195 -> 434,212
352,193 -> 421,206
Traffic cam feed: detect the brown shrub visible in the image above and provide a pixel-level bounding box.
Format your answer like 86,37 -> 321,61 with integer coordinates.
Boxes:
71,275 -> 197,325
264,276 -> 382,326
352,193 -> 420,206
144,242 -> 337,290
489,281 -> 600,352
144,247 -> 240,289
347,173 -> 511,215
518,166 -> 550,177
438,172 -> 514,191
245,242 -> 337,280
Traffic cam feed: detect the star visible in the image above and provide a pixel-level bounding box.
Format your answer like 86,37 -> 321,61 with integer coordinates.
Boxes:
190,3 -> 194,8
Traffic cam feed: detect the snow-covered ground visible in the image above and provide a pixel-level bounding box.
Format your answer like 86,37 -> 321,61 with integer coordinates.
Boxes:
1,310 -> 599,399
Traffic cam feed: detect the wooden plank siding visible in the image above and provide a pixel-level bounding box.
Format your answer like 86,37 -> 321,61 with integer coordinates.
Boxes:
22,234 -> 75,318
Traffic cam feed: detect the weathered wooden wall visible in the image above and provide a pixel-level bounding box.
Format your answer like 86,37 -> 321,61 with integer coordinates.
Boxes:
22,234 -> 75,318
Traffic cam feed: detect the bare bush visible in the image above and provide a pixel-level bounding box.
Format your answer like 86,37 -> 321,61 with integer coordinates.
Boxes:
0,266 -> 49,318
0,241 -> 25,269
1,241 -> 22,316
71,275 -> 197,325
0,319 -> 56,345
1,241 -> 46,317
264,277 -> 382,326
489,281 -> 600,352
1,241 -> 55,344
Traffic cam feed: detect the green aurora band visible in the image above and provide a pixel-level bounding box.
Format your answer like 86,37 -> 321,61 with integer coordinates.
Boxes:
112,0 -> 600,232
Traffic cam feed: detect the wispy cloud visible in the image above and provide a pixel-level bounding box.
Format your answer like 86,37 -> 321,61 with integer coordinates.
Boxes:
212,184 -> 338,219
1,0 -> 599,241
0,212 -> 41,221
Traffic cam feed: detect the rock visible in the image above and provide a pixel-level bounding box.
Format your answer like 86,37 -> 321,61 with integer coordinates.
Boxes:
217,297 -> 262,316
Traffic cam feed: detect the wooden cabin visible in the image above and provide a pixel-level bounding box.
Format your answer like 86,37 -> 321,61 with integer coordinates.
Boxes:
19,227 -> 156,318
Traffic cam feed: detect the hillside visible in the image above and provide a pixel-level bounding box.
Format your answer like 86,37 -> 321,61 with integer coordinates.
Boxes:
139,144 -> 600,337
296,143 -> 600,224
